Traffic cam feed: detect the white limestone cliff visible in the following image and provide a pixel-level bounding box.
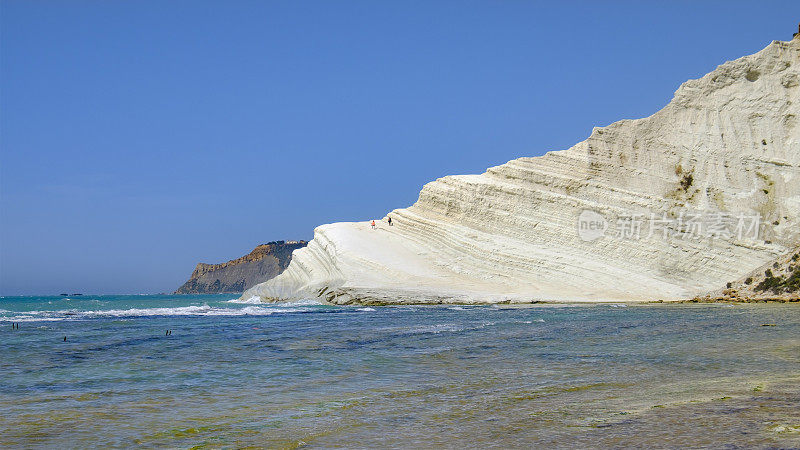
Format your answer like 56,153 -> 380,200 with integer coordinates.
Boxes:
243,36 -> 800,304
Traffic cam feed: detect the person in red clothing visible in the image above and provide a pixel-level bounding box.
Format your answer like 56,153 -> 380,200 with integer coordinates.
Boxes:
371,220 -> 376,230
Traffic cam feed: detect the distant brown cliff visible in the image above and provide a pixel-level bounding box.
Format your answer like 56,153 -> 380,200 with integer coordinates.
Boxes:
174,240 -> 308,294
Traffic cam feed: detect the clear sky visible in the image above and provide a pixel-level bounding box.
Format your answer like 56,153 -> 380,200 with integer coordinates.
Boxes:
1,1 -> 798,295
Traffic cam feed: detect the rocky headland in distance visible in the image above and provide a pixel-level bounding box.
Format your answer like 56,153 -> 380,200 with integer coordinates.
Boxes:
175,240 -> 307,294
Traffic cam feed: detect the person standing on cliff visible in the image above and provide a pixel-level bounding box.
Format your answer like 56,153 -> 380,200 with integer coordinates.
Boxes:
388,216 -> 393,226
371,220 -> 376,230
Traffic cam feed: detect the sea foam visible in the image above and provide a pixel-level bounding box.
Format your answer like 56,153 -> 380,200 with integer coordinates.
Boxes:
0,304 -> 312,321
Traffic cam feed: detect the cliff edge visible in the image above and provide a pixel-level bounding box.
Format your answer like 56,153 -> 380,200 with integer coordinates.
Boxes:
175,241 -> 307,294
243,33 -> 800,305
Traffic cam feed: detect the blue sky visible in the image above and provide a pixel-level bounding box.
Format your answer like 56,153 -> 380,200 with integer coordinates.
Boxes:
1,1 -> 798,295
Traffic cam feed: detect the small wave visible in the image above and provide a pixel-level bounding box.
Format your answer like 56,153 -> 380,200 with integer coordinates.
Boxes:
377,321 -> 496,336
86,305 -> 217,316
376,323 -> 463,335
357,307 -> 376,312
0,304 -> 311,321
86,305 -> 311,317
229,297 -> 323,306
407,324 -> 465,334
227,296 -> 263,304
280,298 -> 324,306
1,315 -> 66,322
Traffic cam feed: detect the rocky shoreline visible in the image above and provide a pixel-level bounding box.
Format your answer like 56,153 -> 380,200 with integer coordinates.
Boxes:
686,249 -> 800,303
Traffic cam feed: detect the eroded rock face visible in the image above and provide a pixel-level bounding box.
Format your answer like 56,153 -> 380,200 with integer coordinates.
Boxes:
175,241 -> 307,294
242,36 -> 800,305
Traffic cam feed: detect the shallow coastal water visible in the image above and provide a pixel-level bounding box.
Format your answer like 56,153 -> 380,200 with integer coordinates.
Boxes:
1,295 -> 799,448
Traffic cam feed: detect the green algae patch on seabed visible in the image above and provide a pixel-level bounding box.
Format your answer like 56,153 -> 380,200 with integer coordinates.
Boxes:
578,377 -> 800,448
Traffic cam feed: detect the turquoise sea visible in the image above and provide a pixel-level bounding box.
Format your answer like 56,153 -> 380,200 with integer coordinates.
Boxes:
1,294 -> 799,448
